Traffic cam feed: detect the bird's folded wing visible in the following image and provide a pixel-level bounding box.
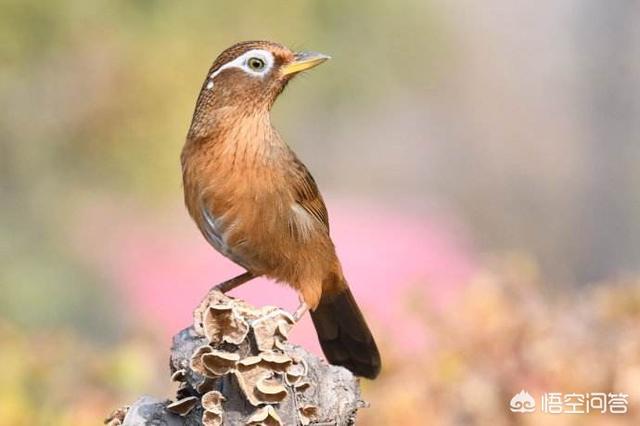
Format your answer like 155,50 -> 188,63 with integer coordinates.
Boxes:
289,156 -> 330,232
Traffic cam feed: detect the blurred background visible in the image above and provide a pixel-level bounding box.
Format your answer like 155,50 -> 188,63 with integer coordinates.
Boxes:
2,0 -> 640,425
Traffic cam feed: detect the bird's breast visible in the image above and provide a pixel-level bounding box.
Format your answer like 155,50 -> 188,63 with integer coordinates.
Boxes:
183,138 -> 295,270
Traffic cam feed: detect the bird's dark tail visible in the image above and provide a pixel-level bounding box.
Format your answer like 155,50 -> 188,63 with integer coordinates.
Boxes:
310,285 -> 381,379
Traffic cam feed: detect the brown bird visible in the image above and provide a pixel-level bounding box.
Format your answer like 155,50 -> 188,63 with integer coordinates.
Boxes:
181,40 -> 381,379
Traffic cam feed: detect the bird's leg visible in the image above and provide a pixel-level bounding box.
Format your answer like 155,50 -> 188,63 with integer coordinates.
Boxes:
212,271 -> 255,293
292,299 -> 309,322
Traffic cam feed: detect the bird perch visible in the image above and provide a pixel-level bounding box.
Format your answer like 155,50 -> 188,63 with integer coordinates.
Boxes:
105,290 -> 364,426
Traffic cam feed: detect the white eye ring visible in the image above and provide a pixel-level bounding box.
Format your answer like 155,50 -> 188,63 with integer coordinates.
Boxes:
206,49 -> 275,90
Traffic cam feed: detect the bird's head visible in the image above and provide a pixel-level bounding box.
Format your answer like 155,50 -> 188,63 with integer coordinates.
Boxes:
195,40 -> 330,114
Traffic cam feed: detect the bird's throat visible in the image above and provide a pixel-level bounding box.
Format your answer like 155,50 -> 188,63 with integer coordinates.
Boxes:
185,106 -> 282,170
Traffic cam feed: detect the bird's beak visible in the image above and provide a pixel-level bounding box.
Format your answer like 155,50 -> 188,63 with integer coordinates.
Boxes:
281,51 -> 331,76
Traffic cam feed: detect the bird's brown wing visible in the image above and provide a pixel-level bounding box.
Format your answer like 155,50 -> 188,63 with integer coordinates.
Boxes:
290,156 -> 330,232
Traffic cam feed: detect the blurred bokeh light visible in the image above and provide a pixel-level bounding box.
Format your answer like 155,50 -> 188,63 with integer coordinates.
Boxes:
1,0 -> 639,424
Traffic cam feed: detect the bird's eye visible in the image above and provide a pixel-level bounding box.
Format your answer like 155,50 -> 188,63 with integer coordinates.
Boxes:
247,57 -> 266,71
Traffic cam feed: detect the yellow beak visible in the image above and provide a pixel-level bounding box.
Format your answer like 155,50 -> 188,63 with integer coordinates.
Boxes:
281,51 -> 331,76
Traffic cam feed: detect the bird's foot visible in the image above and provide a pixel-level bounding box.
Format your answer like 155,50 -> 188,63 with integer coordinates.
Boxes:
292,302 -> 309,322
211,271 -> 254,294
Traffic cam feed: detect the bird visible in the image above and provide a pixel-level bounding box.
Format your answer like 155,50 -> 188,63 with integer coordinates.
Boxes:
181,40 -> 381,379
